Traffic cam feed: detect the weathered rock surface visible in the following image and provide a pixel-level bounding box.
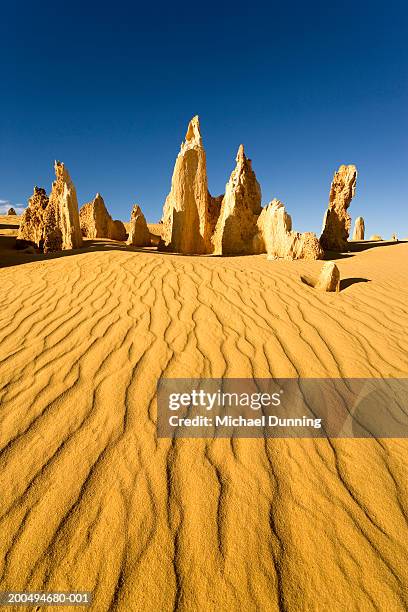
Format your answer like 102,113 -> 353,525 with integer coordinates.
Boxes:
127,204 -> 150,247
256,199 -> 323,260
352,216 -> 365,241
80,193 -> 126,241
7,207 -> 16,215
110,220 -> 127,241
212,145 -> 261,255
315,262 -> 340,292
48,161 -> 83,250
370,235 -> 383,241
391,233 -> 398,241
161,116 -> 215,254
17,163 -> 83,253
17,187 -> 50,249
320,165 -> 357,251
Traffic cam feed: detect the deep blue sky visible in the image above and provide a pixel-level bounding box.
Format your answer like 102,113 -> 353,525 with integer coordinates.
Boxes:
1,0 -> 407,237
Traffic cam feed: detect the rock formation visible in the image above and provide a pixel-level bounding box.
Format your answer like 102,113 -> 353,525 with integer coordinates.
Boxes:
161,116 -> 215,254
17,162 -> 83,253
212,145 -> 262,255
79,193 -> 126,241
352,216 -> 365,240
7,207 -> 16,215
48,161 -> 83,250
110,220 -> 127,241
127,204 -> 150,247
315,262 -> 340,292
370,235 -> 383,241
17,187 -> 50,249
255,199 -> 323,260
391,233 -> 398,241
320,165 -> 357,251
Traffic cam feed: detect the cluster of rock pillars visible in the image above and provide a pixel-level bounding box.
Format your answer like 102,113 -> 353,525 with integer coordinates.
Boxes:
16,116 -> 361,260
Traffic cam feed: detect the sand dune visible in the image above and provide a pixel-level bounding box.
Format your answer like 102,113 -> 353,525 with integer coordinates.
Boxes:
1,227 -> 408,610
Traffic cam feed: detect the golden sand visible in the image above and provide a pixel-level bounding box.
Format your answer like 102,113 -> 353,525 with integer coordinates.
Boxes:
1,216 -> 408,610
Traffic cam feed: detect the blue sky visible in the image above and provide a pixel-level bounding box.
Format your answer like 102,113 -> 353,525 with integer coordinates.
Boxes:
1,0 -> 407,237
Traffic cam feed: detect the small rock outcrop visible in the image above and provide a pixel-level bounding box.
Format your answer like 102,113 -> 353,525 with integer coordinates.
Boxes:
303,262 -> 341,292
212,145 -> 262,255
127,204 -> 150,247
391,233 -> 398,241
370,235 -> 383,241
352,216 -> 365,240
256,199 -> 323,260
320,165 -> 357,251
7,207 -> 16,216
315,262 -> 340,292
17,187 -> 50,249
161,116 -> 214,254
48,161 -> 83,250
79,193 -> 126,241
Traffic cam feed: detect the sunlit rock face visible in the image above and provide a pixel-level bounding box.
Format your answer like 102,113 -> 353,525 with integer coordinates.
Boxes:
212,145 -> 262,255
320,164 -> 357,251
127,204 -> 150,247
255,199 -> 323,260
352,216 -> 365,241
80,193 -> 126,241
161,116 -> 215,254
48,161 -> 83,250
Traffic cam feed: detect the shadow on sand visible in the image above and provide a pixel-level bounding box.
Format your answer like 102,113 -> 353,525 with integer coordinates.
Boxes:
0,235 -> 406,270
301,275 -> 371,292
325,240 -> 406,260
339,277 -> 371,290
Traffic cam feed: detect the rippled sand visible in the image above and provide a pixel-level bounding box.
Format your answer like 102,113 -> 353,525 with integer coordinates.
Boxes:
1,217 -> 408,611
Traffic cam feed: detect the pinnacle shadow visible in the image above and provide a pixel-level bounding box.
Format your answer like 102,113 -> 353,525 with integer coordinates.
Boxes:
339,278 -> 370,290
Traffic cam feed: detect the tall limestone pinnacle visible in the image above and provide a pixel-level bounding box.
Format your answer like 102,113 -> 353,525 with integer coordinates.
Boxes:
352,216 -> 365,241
48,161 -> 83,250
212,144 -> 262,255
161,116 -> 214,254
320,164 -> 357,252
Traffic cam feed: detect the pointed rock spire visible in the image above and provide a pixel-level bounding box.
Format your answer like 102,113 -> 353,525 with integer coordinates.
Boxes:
79,193 -> 126,240
211,145 -> 262,255
320,164 -> 357,251
161,116 -> 214,254
48,161 -> 83,250
127,204 -> 150,247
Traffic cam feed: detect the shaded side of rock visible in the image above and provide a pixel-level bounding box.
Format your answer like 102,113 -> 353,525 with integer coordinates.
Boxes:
256,199 -> 323,260
127,204 -> 150,246
109,219 -> 127,241
161,116 -> 214,254
352,216 -> 365,240
7,208 -> 16,216
212,145 -> 262,255
207,194 -> 223,241
320,165 -> 357,251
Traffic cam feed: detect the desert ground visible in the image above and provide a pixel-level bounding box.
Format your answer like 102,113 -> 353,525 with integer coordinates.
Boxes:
1,215 -> 408,611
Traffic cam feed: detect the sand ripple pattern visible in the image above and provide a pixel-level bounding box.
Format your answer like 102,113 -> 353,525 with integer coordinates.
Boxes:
1,245 -> 408,611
